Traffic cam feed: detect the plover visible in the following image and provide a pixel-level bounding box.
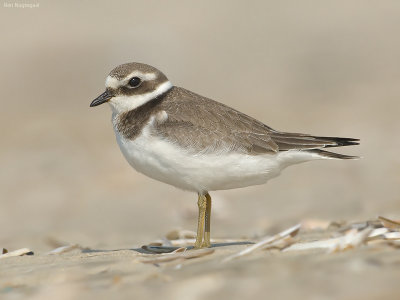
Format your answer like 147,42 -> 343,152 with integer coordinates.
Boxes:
90,62 -> 359,248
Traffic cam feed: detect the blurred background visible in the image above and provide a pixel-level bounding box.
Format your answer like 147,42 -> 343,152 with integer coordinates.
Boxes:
1,0 -> 399,254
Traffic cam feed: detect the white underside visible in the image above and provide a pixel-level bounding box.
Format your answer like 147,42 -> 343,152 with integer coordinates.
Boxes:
112,115 -> 331,193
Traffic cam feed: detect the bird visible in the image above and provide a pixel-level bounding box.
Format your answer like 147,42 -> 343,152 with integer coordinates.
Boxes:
90,62 -> 359,249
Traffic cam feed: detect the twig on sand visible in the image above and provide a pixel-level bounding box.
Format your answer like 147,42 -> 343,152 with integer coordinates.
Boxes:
284,227 -> 373,253
222,224 -> 301,262
47,244 -> 83,255
378,216 -> 400,230
139,248 -> 214,264
149,238 -> 252,248
141,245 -> 187,254
0,248 -> 34,259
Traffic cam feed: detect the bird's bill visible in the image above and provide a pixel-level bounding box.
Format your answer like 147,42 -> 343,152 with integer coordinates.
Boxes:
90,90 -> 113,107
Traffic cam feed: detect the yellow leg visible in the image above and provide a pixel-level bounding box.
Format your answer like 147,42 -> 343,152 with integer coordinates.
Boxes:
194,193 -> 207,249
202,193 -> 212,248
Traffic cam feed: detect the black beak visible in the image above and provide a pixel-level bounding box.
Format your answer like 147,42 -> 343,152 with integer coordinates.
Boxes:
90,90 -> 113,107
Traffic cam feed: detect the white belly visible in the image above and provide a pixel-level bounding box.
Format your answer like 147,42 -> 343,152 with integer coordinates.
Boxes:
113,120 -> 323,193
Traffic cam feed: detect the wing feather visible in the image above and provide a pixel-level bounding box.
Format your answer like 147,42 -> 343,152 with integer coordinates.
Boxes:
154,87 -> 359,155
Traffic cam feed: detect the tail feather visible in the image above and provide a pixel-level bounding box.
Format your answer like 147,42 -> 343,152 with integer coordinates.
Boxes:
306,149 -> 359,160
315,136 -> 360,148
271,131 -> 360,151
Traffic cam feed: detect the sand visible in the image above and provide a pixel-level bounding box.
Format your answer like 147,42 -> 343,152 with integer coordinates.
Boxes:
2,220 -> 400,299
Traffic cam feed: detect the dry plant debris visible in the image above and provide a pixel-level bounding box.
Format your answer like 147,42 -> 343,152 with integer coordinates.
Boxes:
222,224 -> 301,262
285,227 -> 373,253
284,216 -> 400,254
141,245 -> 188,254
0,248 -> 34,259
165,229 -> 197,240
378,216 -> 400,230
139,248 -> 215,264
148,228 -> 251,249
47,244 -> 83,255
2,216 -> 399,266
221,216 -> 400,262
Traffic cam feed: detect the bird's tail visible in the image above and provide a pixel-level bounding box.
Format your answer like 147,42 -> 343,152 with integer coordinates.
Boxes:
270,132 -> 360,159
305,149 -> 359,160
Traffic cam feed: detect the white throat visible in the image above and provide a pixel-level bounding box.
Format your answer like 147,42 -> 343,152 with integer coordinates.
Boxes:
108,81 -> 173,114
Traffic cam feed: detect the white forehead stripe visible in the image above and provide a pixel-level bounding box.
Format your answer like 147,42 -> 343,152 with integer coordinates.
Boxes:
127,71 -> 157,81
105,76 -> 120,89
105,71 -> 157,89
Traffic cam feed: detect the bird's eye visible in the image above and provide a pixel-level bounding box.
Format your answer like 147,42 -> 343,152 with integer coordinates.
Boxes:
128,77 -> 141,88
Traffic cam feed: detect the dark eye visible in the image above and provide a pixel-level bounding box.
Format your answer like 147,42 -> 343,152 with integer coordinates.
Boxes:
128,77 -> 141,88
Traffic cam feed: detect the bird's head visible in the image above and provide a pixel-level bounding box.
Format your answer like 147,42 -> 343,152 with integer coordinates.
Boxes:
90,62 -> 172,114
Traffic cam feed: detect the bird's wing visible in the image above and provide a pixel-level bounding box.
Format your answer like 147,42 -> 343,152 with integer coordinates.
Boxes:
155,87 -> 359,155
155,87 -> 276,155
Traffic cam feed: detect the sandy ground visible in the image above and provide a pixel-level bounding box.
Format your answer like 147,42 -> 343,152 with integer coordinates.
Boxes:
2,221 -> 400,300
1,1 -> 400,299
